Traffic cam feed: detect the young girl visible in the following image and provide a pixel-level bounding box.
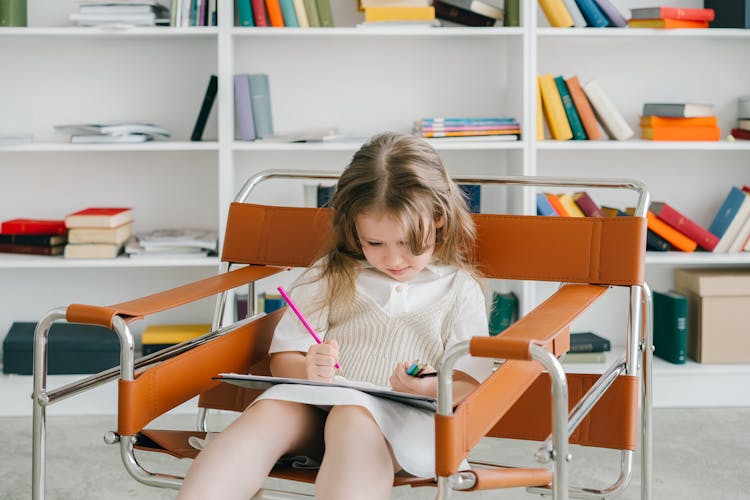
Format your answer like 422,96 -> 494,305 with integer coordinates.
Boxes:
177,132 -> 495,500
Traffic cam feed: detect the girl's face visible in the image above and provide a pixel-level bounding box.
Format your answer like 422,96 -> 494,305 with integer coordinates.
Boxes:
355,210 -> 436,282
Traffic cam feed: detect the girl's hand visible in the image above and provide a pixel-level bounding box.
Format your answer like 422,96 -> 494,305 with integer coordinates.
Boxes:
389,362 -> 437,397
305,340 -> 339,382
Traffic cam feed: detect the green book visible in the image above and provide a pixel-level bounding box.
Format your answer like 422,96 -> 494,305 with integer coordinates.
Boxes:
0,0 -> 27,26
504,0 -> 519,26
554,75 -> 587,140
489,291 -> 518,336
652,290 -> 688,364
314,0 -> 334,27
302,0 -> 320,26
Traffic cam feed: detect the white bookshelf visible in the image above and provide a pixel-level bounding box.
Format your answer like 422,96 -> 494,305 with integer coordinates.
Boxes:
0,0 -> 748,415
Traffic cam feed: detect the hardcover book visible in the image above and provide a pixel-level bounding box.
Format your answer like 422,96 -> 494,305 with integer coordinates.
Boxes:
0,218 -> 66,236
561,0 -> 587,27
458,184 -> 481,213
545,193 -> 569,216
561,351 -> 606,363
64,243 -> 125,259
708,186 -> 750,253
557,193 -> 585,217
249,73 -> 275,139
0,233 -> 66,246
265,0 -> 285,26
639,116 -> 718,128
439,0 -> 503,20
364,5 -> 435,21
646,229 -> 672,251
652,290 -> 688,364
538,0 -> 574,27
65,207 -> 133,229
536,192 -> 559,216
570,331 -> 611,352
504,0 -> 519,25
279,0 -> 299,26
704,0 -> 749,29
573,191 -> 605,217
627,18 -> 708,28
573,0 -> 608,27
538,74 -> 573,140
646,211 -> 698,252
591,0 -> 626,26
292,0 -> 309,26
67,223 -> 133,245
489,291 -> 518,335
252,0 -> 269,25
642,102 -> 714,118
629,7 -> 715,21
236,0 -> 255,26
0,243 -> 65,256
191,74 -> 218,141
141,323 -> 212,355
582,79 -> 634,141
302,0 -> 319,26
650,201 -> 718,251
641,126 -> 721,141
731,128 -> 750,140
234,74 -> 257,141
315,0 -> 334,26
566,75 -> 602,140
554,76 -> 586,140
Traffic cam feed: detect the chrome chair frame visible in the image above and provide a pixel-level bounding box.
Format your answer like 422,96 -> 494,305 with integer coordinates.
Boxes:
32,171 -> 652,500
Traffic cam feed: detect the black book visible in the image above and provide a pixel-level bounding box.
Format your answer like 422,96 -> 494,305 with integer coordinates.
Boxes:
704,0 -> 750,29
459,184 -> 481,213
646,229 -> 672,252
317,184 -> 336,208
0,233 -> 66,246
570,331 -> 611,353
190,74 -> 218,141
433,0 -> 497,27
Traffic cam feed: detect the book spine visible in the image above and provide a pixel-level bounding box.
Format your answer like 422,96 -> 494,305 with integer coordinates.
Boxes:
565,75 -> 602,140
439,0 -> 502,20
0,0 -> 27,26
364,6 -> 435,22
420,124 -> 519,132
538,0 -> 574,27
302,0 -> 319,26
233,74 -> 256,141
591,0 -> 626,27
558,193 -> 585,217
538,74 -> 573,140
652,291 -> 687,364
573,0 -> 608,27
640,116 -> 718,128
708,186 -> 747,239
315,0 -> 334,26
646,229 -> 672,251
420,117 -> 517,125
265,0 -> 285,26
251,0 -> 268,25
561,0 -> 586,27
641,127 -> 721,141
432,0 -> 495,26
279,0 -> 299,26
190,74 -> 218,141
536,78 -> 545,139
536,192 -> 559,216
504,0 -> 519,26
292,0 -> 308,26
0,243 -> 64,255
632,7 -> 715,21
236,0 -> 255,26
0,220 -> 67,235
573,192 -> 605,217
653,203 -> 718,251
554,75 -> 587,140
421,130 -> 518,137
647,211 -> 697,252
545,193 -> 569,216
582,79 -> 634,141
248,73 -> 274,138
0,234 -> 66,246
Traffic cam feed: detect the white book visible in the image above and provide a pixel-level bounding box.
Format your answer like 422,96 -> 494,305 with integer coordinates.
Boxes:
255,127 -> 339,143
582,79 -> 634,141
714,193 -> 750,253
136,228 -> 218,250
56,122 -> 171,138
728,214 -> 750,253
70,134 -> 149,144
561,0 -> 587,27
64,243 -> 124,259
292,0 -> 308,27
68,223 -> 133,245
69,12 -> 158,24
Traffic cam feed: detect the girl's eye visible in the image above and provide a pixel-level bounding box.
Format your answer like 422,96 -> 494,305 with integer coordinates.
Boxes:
365,241 -> 382,247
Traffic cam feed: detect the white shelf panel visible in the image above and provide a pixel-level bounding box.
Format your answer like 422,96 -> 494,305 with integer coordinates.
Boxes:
536,139 -> 750,151
0,254 -> 220,269
0,26 -> 218,38
232,26 -> 523,37
537,27 -> 750,38
0,141 -> 219,153
646,252 -> 750,266
233,139 -> 524,152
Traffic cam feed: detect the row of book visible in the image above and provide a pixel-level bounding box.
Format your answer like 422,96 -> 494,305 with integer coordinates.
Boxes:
639,103 -> 720,142
171,0 -> 218,26
414,117 -> 520,141
237,0 -> 333,27
539,1 -> 721,29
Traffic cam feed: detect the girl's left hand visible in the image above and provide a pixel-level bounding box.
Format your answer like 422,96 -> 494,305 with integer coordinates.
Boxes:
389,361 -> 437,397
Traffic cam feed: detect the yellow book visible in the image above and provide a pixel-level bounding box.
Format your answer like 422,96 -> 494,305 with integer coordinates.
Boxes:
538,74 -> 573,140
557,193 -> 585,217
364,6 -> 435,22
141,324 -> 211,345
536,77 -> 545,140
538,0 -> 574,27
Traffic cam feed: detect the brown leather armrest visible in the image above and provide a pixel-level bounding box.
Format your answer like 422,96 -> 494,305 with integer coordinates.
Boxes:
470,283 -> 608,360
66,265 -> 284,329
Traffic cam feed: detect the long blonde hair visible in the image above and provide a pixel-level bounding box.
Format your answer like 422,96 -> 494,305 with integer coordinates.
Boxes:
305,132 -> 479,322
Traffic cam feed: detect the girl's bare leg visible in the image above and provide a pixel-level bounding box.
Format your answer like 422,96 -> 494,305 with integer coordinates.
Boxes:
177,399 -> 325,500
315,405 -> 396,500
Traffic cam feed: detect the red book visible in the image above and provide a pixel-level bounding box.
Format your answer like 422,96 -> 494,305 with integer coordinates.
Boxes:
252,0 -> 268,25
65,207 -> 133,229
650,201 -> 718,251
573,192 -> 605,217
629,7 -> 715,22
0,218 -> 67,236
731,128 -> 750,140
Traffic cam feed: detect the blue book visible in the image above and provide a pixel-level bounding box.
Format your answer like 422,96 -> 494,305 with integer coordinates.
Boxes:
573,0 -> 609,27
708,186 -> 747,238
592,0 -> 626,27
279,0 -> 298,26
459,184 -> 481,213
536,192 -> 558,216
236,0 -> 255,26
248,73 -> 274,139
233,74 -> 256,141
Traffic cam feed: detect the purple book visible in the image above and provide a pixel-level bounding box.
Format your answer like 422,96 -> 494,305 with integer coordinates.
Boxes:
592,0 -> 627,27
234,74 -> 256,141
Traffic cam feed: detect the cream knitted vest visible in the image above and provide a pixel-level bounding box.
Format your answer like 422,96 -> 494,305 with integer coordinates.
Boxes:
325,271 -> 469,387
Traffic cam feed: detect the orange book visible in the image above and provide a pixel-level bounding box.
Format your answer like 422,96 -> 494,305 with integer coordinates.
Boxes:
545,193 -> 569,216
627,18 -> 708,28
640,116 -> 718,128
566,76 -> 602,141
646,211 -> 697,252
641,126 -> 721,141
265,0 -> 285,26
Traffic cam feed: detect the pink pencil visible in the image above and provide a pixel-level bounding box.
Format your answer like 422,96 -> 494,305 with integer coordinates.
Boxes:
277,286 -> 341,369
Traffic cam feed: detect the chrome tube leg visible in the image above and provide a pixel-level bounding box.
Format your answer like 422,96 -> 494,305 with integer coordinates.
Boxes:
32,308 -> 67,500
435,476 -> 452,500
531,344 -> 569,500
640,284 -> 653,500
197,408 -> 209,433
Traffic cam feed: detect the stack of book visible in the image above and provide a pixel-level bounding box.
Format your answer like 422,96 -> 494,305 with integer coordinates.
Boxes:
538,74 -> 631,141
0,218 -> 67,256
125,228 -> 218,258
359,0 -> 437,27
69,1 -> 170,26
414,117 -> 520,141
237,0 -> 334,27
627,6 -> 714,29
432,0 -> 504,27
731,96 -> 750,140
640,102 -> 720,141
54,122 -> 171,144
537,0 -> 626,28
561,331 -> 611,363
64,208 -> 134,259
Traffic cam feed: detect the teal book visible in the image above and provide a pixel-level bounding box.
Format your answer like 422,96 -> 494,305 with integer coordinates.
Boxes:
652,290 -> 687,364
248,73 -> 274,139
236,0 -> 255,26
489,291 -> 518,336
314,0 -> 333,26
554,76 -> 587,140
279,0 -> 299,26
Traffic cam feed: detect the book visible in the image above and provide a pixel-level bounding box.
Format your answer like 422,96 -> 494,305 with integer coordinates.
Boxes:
65,207 -> 133,229
629,7 -> 715,21
0,233 -> 66,246
582,79 -> 634,141
423,135 -> 519,144
646,211 -> 697,252
256,127 -> 339,143
545,193 -> 569,216
646,229 -> 672,251
421,129 -> 519,138
458,184 -> 481,213
317,184 -> 336,207
572,191 -> 604,217
566,75 -> 603,140
639,116 -> 718,128
569,331 -> 611,352
236,0 -> 255,26
64,243 -> 125,259
554,75 -> 587,140
641,126 -> 721,141
364,6 -> 435,21
315,0 -> 334,26
135,228 -> 218,251
0,218 -> 66,236
0,243 -> 65,256
489,291 -> 518,335
727,212 -> 750,253
708,186 -> 750,253
538,0 -> 574,27
251,0 -> 268,25
249,74 -> 274,139
141,323 -> 212,355
433,0 -> 496,26
292,0 -> 308,26
737,119 -> 750,131
438,0 -> 503,20
234,74 -> 256,141
68,223 -> 133,245
302,0 -> 319,26
649,201 -> 718,251
216,373 -> 438,412
0,0 -> 27,26
704,0 -> 750,28
557,193 -> 585,217
504,0 -> 519,26
191,74 -> 218,141
652,290 -> 687,364
54,122 -> 171,138
279,0 -> 298,26
561,0 -> 586,27
536,192 -> 558,216
560,351 -> 607,363
538,74 -> 573,140
642,102 -> 713,118
627,18 -> 708,28
69,134 -> 149,144
591,0 -> 626,27
573,0 -> 608,27
265,0 -> 285,26
731,128 -> 750,141
536,78 -> 545,139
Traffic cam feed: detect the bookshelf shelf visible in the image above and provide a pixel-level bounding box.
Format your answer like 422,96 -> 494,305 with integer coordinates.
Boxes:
646,252 -> 750,266
536,140 -> 750,151
0,27 -> 218,38
232,139 -> 524,152
0,254 -> 220,269
0,141 -> 219,153
231,26 -> 523,37
536,27 -> 750,38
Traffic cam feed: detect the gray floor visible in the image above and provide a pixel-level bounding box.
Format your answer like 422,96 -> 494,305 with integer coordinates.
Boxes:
3,408 -> 749,499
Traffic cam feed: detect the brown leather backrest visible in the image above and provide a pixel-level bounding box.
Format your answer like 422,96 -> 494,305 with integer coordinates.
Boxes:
222,203 -> 646,286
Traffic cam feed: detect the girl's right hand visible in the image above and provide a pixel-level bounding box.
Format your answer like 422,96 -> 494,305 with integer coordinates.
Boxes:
305,340 -> 339,382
